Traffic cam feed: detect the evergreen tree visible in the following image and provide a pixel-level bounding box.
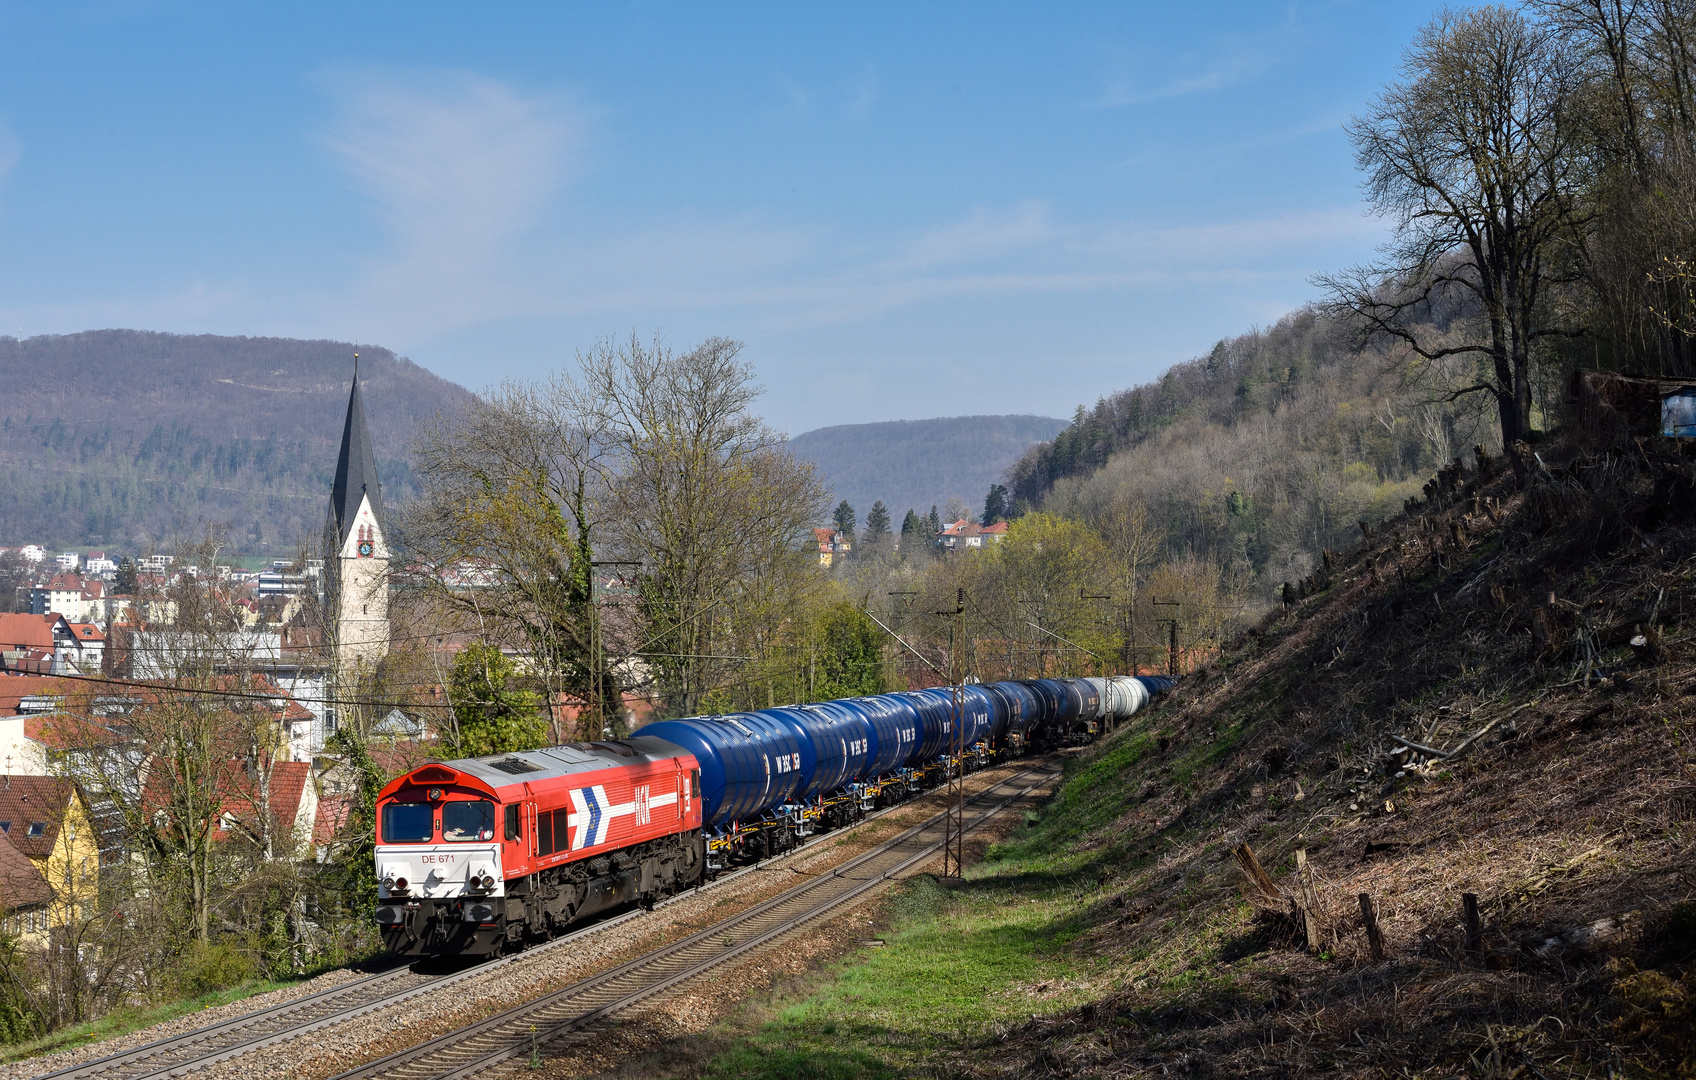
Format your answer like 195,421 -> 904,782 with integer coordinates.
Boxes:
927,505 -> 941,536
864,501 -> 891,542
899,509 -> 923,548
831,500 -> 857,541
980,484 -> 1008,526
114,556 -> 138,595
815,602 -> 883,699
448,643 -> 550,756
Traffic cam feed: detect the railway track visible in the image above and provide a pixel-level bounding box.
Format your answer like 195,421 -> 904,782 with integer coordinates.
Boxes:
32,760 -> 1053,1080
333,761 -> 1061,1080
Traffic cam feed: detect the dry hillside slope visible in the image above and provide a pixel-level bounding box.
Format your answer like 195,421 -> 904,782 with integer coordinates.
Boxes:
986,438 -> 1696,1077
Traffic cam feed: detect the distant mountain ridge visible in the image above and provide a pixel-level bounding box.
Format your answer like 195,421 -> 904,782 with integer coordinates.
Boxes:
787,414 -> 1067,523
0,330 -> 474,553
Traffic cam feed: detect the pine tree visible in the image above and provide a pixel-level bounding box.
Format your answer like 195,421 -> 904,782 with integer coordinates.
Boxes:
980,484 -> 1008,526
927,505 -> 941,535
114,556 -> 138,595
832,500 -> 857,541
899,509 -> 922,547
864,501 -> 891,542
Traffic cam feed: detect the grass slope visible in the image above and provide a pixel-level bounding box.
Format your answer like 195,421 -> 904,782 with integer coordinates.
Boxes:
680,439 -> 1696,1080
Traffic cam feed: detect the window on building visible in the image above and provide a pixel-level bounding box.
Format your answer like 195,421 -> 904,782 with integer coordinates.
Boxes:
27,823 -> 44,838
0,821 -> 12,834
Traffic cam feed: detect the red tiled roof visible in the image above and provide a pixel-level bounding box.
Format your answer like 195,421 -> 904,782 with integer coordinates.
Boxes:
981,521 -> 1009,535
313,796 -> 352,845
69,624 -> 104,642
267,761 -> 311,830
0,615 -> 58,651
0,832 -> 51,911
212,760 -> 312,844
0,676 -> 71,718
0,777 -> 76,859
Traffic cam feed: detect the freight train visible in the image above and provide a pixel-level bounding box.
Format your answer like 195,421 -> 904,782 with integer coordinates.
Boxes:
372,675 -> 1172,957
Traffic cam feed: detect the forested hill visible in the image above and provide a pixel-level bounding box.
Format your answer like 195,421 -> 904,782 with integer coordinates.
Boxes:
0,330 -> 473,553
789,414 -> 1065,524
1008,306 -> 1496,591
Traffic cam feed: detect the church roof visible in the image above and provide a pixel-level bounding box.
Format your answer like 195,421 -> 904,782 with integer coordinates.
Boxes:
329,373 -> 383,545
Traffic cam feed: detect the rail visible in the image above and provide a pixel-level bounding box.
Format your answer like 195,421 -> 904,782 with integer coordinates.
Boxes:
32,760 -> 1049,1080
332,762 -> 1061,1080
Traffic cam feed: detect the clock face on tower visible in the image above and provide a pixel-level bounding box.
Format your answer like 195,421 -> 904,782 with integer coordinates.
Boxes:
358,540 -> 373,558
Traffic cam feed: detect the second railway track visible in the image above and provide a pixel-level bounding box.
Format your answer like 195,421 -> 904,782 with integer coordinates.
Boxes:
26,759 -> 1058,1080
333,761 -> 1061,1080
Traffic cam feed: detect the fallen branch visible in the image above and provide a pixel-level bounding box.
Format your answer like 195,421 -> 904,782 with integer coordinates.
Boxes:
1392,698 -> 1542,764
1392,735 -> 1450,759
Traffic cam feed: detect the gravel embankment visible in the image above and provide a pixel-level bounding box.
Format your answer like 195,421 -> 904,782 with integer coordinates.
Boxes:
0,967 -> 373,1080
2,761 -> 1046,1080
279,764 -> 1045,1080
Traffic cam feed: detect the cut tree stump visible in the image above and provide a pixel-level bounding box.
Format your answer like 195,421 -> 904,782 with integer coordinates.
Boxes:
1233,843 -> 1283,905
1359,893 -> 1385,961
1295,849 -> 1322,952
1463,892 -> 1482,954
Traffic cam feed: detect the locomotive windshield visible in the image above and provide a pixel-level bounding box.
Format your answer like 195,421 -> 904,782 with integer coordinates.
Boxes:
381,802 -> 433,843
442,800 -> 496,842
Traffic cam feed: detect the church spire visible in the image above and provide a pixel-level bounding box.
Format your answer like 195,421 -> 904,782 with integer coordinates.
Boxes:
329,360 -> 383,545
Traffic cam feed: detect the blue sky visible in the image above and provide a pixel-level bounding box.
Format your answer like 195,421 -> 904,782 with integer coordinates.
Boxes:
0,2 -> 1445,434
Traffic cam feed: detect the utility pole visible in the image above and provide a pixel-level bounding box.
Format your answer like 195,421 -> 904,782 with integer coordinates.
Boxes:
1079,587 -> 1111,677
589,560 -> 641,738
1015,597 -> 1044,678
1151,597 -> 1181,677
937,588 -> 966,878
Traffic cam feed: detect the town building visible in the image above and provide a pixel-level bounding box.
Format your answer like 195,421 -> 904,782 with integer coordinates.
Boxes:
814,527 -> 852,567
0,832 -> 53,940
937,519 -> 1009,551
0,613 -> 101,675
0,777 -> 102,937
29,572 -> 111,624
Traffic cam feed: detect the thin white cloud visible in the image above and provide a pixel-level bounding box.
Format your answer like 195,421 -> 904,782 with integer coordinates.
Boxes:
1089,206 -> 1382,260
1091,59 -> 1258,109
899,202 -> 1058,269
316,68 -> 586,339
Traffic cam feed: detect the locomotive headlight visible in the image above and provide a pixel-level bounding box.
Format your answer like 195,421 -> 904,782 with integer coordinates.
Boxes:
481,874 -> 497,890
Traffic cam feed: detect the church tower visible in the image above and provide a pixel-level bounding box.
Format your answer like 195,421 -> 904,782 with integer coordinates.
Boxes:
324,363 -> 390,672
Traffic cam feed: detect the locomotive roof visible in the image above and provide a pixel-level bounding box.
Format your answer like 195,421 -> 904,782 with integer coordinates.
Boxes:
442,736 -> 687,790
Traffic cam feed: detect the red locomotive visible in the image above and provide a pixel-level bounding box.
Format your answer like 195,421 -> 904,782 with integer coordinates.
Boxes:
373,737 -> 705,957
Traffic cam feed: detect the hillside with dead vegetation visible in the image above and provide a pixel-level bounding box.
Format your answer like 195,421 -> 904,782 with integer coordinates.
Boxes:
960,436 -> 1696,1077
656,434 -> 1696,1080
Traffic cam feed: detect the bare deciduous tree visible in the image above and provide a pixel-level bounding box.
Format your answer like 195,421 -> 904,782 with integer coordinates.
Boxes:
576,335 -> 829,717
409,380 -> 610,738
1320,5 -> 1584,445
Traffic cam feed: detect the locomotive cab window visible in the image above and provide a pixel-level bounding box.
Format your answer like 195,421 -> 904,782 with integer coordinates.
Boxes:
504,803 -> 521,841
381,803 -> 433,843
442,800 -> 496,842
